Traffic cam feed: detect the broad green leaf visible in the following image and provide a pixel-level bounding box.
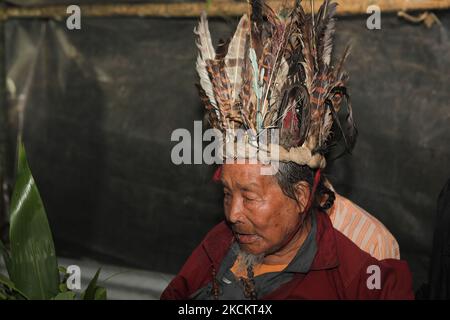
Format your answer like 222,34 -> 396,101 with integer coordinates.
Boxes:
83,268 -> 101,300
0,273 -> 29,299
8,142 -> 59,299
94,286 -> 107,300
53,291 -> 76,300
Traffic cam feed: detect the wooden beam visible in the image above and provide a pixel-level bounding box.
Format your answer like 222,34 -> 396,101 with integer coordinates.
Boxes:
1,0 -> 450,19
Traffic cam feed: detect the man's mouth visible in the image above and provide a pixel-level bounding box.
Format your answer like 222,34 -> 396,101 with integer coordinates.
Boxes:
234,232 -> 259,244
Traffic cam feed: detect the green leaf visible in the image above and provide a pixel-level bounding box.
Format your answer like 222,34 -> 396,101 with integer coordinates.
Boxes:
83,268 -> 101,300
58,283 -> 68,293
53,291 -> 76,300
94,287 -> 107,300
0,273 -> 29,299
58,266 -> 67,274
8,142 -> 59,300
0,273 -> 14,289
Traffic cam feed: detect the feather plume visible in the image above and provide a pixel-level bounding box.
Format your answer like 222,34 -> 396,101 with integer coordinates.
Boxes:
334,43 -> 351,80
239,35 -> 255,130
196,83 -> 219,128
225,14 -> 250,105
249,48 -> 263,130
250,0 -> 264,59
316,0 -> 337,67
194,0 -> 356,165
194,12 -> 219,121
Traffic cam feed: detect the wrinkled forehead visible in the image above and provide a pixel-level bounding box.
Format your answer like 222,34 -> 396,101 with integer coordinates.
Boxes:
220,163 -> 277,188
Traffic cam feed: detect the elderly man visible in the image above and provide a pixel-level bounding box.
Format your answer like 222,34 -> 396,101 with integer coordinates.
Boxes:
161,0 -> 413,299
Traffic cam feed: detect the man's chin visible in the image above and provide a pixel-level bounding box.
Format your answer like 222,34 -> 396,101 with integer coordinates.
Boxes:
233,234 -> 268,255
238,243 -> 265,256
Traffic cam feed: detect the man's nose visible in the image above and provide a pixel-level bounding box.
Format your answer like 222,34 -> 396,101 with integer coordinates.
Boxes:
227,196 -> 244,224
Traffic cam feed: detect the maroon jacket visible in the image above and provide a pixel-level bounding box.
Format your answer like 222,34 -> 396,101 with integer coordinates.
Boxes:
161,211 -> 414,300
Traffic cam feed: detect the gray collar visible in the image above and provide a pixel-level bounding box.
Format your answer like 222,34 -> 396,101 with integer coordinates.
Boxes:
284,211 -> 317,273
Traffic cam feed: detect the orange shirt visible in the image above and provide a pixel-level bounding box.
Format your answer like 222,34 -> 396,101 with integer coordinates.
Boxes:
231,256 -> 288,278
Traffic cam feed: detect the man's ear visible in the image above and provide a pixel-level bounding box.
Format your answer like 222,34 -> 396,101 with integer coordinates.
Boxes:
294,181 -> 311,213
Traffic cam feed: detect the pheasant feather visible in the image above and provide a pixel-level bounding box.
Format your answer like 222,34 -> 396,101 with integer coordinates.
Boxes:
194,0 -> 357,168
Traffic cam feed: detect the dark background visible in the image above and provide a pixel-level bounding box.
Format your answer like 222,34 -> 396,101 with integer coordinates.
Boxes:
2,1 -> 449,291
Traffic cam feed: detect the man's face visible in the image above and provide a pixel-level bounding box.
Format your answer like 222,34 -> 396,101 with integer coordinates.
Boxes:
221,163 -> 305,256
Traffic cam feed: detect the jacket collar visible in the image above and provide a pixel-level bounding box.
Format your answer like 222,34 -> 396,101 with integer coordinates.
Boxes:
309,210 -> 339,270
202,221 -> 234,270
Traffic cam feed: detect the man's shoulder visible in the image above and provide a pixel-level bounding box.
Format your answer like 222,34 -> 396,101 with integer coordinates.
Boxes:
331,227 -> 413,298
328,193 -> 400,260
332,226 -> 374,285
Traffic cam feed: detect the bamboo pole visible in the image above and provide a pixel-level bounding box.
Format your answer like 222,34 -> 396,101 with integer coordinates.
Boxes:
0,0 -> 449,20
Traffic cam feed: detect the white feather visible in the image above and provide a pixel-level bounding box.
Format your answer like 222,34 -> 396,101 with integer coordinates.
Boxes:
264,57 -> 289,120
225,14 -> 250,104
194,11 -> 218,110
322,19 -> 335,66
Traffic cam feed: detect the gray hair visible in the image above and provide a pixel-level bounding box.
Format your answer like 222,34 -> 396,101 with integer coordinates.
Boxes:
274,161 -> 335,211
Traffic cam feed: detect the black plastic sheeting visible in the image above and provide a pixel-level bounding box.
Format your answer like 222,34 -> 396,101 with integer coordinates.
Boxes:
4,12 -> 450,291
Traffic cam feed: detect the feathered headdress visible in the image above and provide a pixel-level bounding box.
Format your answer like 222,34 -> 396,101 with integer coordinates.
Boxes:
194,0 -> 357,169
